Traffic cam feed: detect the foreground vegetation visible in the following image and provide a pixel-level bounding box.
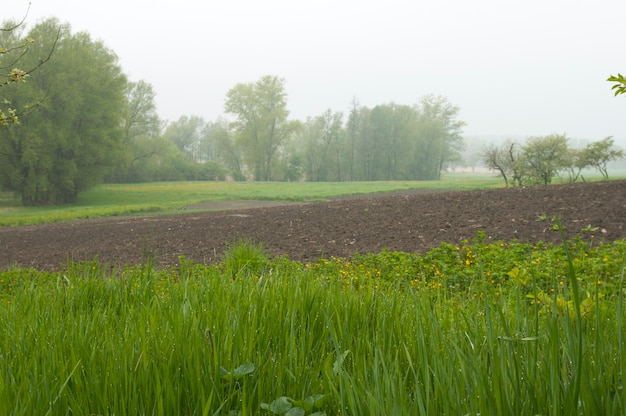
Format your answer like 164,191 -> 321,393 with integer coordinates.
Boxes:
1,222 -> 625,415
0,175 -> 502,226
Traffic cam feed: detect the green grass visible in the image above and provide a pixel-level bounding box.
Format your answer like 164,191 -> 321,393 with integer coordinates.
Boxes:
0,173 -> 502,226
1,230 -> 625,415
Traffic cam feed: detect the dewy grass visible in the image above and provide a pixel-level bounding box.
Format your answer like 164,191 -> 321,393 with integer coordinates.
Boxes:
0,236 -> 625,415
220,239 -> 269,279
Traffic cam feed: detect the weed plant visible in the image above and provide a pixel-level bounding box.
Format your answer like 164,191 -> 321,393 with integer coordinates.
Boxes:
219,239 -> 270,279
0,232 -> 625,415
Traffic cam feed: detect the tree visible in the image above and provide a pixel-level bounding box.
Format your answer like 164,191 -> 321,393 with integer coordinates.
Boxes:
330,95 -> 465,182
301,110 -> 344,181
563,147 -> 587,183
209,118 -> 245,180
0,19 -> 127,204
367,103 -> 417,180
122,80 -> 161,142
107,80 -> 163,182
163,115 -> 206,161
411,95 -> 465,180
1,9 -> 57,127
225,75 -> 299,181
608,73 -> 626,96
481,139 -> 526,187
482,142 -> 511,186
345,97 -> 362,181
522,134 -> 569,185
581,136 -> 624,180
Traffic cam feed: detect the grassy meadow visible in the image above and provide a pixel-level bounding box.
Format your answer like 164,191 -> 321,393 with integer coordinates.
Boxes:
1,226 -> 625,414
1,175 -> 626,414
0,173 -> 502,226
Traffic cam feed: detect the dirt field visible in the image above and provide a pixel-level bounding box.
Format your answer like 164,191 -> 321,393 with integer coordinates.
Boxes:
1,180 -> 625,271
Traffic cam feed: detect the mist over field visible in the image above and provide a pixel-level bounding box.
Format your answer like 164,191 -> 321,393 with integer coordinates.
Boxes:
23,0 -> 626,144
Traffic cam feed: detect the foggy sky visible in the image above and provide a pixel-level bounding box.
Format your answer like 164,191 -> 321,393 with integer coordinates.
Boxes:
17,0 -> 626,145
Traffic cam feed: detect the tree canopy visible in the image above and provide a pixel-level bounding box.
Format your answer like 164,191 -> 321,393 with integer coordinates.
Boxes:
0,19 -> 127,204
225,75 -> 300,181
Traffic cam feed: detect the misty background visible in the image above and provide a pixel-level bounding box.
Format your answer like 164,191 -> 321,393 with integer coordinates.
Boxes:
24,0 -> 626,146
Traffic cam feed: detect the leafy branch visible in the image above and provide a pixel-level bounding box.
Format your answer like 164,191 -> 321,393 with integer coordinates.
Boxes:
1,4 -> 59,127
607,73 -> 626,96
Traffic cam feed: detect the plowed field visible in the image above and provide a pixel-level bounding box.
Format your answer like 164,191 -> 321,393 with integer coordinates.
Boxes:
1,180 -> 625,271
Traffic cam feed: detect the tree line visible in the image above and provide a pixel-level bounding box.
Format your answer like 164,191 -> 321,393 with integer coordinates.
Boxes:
481,135 -> 624,187
116,76 -> 466,185
0,18 -> 467,205
1,17 -> 624,205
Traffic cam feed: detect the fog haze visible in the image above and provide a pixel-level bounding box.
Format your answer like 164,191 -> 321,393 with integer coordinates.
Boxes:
22,0 -> 626,145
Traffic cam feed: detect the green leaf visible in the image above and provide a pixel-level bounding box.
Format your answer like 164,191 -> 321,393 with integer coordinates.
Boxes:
233,362 -> 255,376
305,394 -> 328,409
285,408 -> 305,416
333,350 -> 350,376
291,394 -> 329,413
292,394 -> 328,412
221,362 -> 255,381
267,396 -> 293,414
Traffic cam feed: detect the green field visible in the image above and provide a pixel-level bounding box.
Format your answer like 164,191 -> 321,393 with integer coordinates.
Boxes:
0,173 -> 501,226
1,230 -> 625,415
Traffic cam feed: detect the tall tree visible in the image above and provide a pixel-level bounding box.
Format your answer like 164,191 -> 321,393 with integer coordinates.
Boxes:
344,105 -> 368,180
362,103 -> 417,180
122,80 -> 161,142
345,97 -> 362,181
0,19 -> 127,204
367,105 -> 393,180
412,95 -> 465,180
209,118 -> 245,180
225,75 -> 298,181
384,104 -> 416,180
109,80 -> 163,182
301,110 -> 344,181
163,115 -> 206,161
353,106 -> 379,181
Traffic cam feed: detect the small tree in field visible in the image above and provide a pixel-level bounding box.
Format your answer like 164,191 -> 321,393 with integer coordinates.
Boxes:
563,147 -> 588,183
481,139 -> 525,187
580,136 -> 624,180
522,134 -> 570,185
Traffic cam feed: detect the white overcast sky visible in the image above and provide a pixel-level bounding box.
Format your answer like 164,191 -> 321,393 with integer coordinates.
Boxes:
17,0 -> 626,144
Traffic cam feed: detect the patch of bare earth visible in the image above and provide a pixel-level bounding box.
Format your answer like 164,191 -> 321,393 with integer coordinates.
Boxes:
1,180 -> 625,271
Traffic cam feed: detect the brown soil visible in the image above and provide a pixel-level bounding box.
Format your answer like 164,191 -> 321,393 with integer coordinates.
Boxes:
1,180 -> 625,271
